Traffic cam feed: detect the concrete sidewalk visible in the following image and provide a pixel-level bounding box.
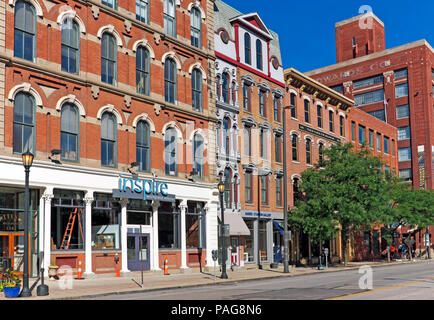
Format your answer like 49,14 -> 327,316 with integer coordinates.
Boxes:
1,259 -> 430,300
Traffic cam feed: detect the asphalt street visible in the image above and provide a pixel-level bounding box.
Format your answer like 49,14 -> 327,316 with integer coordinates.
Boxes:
80,260 -> 434,300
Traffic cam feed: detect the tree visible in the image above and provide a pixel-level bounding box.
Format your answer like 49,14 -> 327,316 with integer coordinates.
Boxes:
289,143 -> 391,265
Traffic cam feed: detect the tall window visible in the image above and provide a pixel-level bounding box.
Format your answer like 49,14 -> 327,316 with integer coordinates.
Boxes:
101,112 -> 117,167
244,33 -> 251,65
290,93 -> 297,118
260,128 -> 266,159
358,125 -> 366,145
216,75 -> 221,101
13,92 -> 35,154
396,104 -> 409,119
369,129 -> 374,148
259,90 -> 266,117
398,147 -> 411,161
136,46 -> 150,95
397,126 -> 411,141
243,84 -> 251,111
164,127 -> 178,175
164,0 -> 176,37
243,126 -> 252,156
329,110 -> 334,132
276,177 -> 282,207
14,0 -> 36,62
384,136 -> 390,154
274,96 -> 281,122
222,73 -> 230,104
260,175 -> 268,205
291,134 -> 298,161
136,0 -> 149,23
61,19 -> 80,74
306,138 -> 312,164
376,133 -> 381,152
245,172 -> 252,203
136,120 -> 150,172
351,121 -> 356,141
395,83 -> 408,98
193,134 -> 204,179
339,115 -> 345,136
318,142 -> 324,164
101,33 -> 117,85
61,103 -> 79,161
304,100 -> 310,123
190,7 -> 201,48
256,39 -> 262,70
317,105 -> 323,128
223,117 -> 230,156
275,135 -> 281,162
102,0 -> 117,9
192,69 -> 203,111
224,169 -> 232,209
164,58 -> 177,103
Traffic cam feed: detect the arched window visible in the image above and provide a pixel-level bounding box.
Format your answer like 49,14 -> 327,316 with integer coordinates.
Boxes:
164,58 -> 177,104
216,75 -> 221,101
14,0 -> 36,62
190,7 -> 201,48
61,19 -> 80,74
101,33 -> 117,85
61,103 -> 79,161
274,96 -> 281,122
164,0 -> 176,37
101,112 -> 117,167
192,68 -> 202,111
329,110 -> 334,132
304,99 -> 310,123
291,134 -> 298,161
136,120 -> 150,172
136,46 -> 150,95
224,168 -> 232,209
223,117 -> 230,156
317,105 -> 323,128
193,133 -> 204,179
275,135 -> 281,162
164,127 -> 178,176
318,142 -> 324,164
256,39 -> 262,70
136,0 -> 149,23
340,115 -> 345,136
293,177 -> 301,204
13,92 -> 35,154
244,33 -> 251,65
222,73 -> 230,104
306,138 -> 312,164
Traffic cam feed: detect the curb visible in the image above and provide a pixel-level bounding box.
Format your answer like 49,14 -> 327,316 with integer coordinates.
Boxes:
44,259 -> 431,300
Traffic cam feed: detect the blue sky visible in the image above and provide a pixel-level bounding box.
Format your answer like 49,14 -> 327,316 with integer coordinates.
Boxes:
222,0 -> 434,72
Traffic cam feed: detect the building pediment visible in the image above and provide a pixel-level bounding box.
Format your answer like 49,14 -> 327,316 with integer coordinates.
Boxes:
230,13 -> 274,40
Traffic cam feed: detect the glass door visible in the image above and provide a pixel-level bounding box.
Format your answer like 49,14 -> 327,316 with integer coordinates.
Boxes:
127,233 -> 150,271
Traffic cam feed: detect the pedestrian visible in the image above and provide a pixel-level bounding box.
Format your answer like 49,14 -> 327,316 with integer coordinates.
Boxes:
390,245 -> 395,259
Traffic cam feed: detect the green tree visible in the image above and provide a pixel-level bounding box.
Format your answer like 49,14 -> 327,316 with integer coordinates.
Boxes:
289,143 -> 391,265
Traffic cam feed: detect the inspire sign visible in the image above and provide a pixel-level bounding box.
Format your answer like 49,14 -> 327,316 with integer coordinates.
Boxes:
112,177 -> 176,202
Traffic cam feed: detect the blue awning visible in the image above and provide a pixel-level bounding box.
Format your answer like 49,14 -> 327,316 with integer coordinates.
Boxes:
273,220 -> 284,236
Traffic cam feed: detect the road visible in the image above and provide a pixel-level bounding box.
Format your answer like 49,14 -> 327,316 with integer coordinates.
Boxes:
81,261 -> 434,300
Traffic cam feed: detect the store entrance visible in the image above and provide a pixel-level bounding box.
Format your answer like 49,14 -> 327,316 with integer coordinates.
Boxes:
127,233 -> 150,271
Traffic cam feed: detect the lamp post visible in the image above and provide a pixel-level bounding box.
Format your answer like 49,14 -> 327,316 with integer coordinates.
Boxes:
257,173 -> 263,269
21,151 -> 34,297
282,105 -> 291,273
218,179 -> 228,279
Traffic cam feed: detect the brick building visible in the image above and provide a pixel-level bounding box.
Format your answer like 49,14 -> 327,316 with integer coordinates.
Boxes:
306,11 -> 434,258
214,0 -> 285,268
0,0 -> 220,278
284,67 -> 399,264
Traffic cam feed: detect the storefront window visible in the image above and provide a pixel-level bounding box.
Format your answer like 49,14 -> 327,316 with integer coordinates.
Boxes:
51,189 -> 85,250
92,193 -> 120,250
244,219 -> 254,262
158,201 -> 180,249
186,201 -> 206,249
127,199 -> 152,225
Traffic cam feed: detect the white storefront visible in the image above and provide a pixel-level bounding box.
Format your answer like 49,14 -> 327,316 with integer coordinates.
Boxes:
0,155 -> 219,277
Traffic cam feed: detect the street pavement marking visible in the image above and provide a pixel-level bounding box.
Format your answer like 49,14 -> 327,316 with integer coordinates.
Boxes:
325,277 -> 434,300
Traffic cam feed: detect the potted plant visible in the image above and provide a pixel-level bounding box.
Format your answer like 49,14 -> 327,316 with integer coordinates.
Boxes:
48,258 -> 59,280
2,268 -> 21,298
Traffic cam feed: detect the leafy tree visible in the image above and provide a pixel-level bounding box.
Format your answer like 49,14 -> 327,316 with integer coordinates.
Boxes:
289,143 -> 391,265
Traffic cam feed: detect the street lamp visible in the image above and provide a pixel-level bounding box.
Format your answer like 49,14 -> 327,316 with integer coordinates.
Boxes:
21,150 -> 34,297
282,105 -> 291,273
218,178 -> 228,279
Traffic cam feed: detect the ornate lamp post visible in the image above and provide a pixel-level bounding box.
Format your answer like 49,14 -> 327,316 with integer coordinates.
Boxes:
282,105 -> 291,273
21,151 -> 34,297
218,179 -> 228,279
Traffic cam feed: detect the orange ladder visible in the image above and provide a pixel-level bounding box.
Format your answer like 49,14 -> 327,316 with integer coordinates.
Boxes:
60,208 -> 84,250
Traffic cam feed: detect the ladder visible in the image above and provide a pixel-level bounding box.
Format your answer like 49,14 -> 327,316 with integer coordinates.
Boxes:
60,208 -> 84,250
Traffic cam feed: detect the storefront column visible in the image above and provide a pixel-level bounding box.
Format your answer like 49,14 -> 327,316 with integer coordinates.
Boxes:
42,191 -> 53,277
152,200 -> 160,270
120,199 -> 130,273
180,200 -> 189,270
253,219 -> 258,263
205,200 -> 219,268
84,193 -> 94,276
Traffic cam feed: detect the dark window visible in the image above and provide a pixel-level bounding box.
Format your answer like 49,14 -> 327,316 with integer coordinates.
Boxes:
291,134 -> 298,161
244,33 -> 251,65
329,110 -> 334,132
276,177 -> 282,207
223,117 -> 230,156
101,33 -> 117,85
92,193 -> 120,250
304,100 -> 310,123
102,0 -> 117,9
274,96 -> 281,122
256,39 -> 262,70
158,202 -> 180,249
164,127 -> 178,176
259,90 -> 266,117
340,115 -> 345,136
222,73 -> 230,104
317,105 -> 322,128
290,93 -> 296,118
368,109 -> 386,121
14,0 -> 36,62
136,46 -> 150,95
136,120 -> 150,172
260,175 -> 268,205
61,19 -> 80,74
224,168 -> 232,209
60,103 -> 79,161
190,7 -> 201,48
275,135 -> 281,162
306,139 -> 312,164
164,58 -> 177,103
13,92 -> 35,154
164,0 -> 176,37
193,134 -> 204,179
101,112 -> 117,167
245,172 -> 252,203
243,84 -> 251,111
136,0 -> 149,23
192,69 -> 203,111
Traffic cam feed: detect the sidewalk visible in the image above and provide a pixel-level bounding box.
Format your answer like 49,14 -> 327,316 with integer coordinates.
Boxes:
1,259 -> 430,300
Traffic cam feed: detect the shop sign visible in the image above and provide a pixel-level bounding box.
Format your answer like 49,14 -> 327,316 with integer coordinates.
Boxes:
113,177 -> 176,202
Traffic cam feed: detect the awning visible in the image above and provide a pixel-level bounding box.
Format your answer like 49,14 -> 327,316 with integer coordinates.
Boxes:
217,213 -> 251,236
273,221 -> 284,236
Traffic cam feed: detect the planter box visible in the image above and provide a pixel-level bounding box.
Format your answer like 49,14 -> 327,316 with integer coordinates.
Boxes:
4,287 -> 21,298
